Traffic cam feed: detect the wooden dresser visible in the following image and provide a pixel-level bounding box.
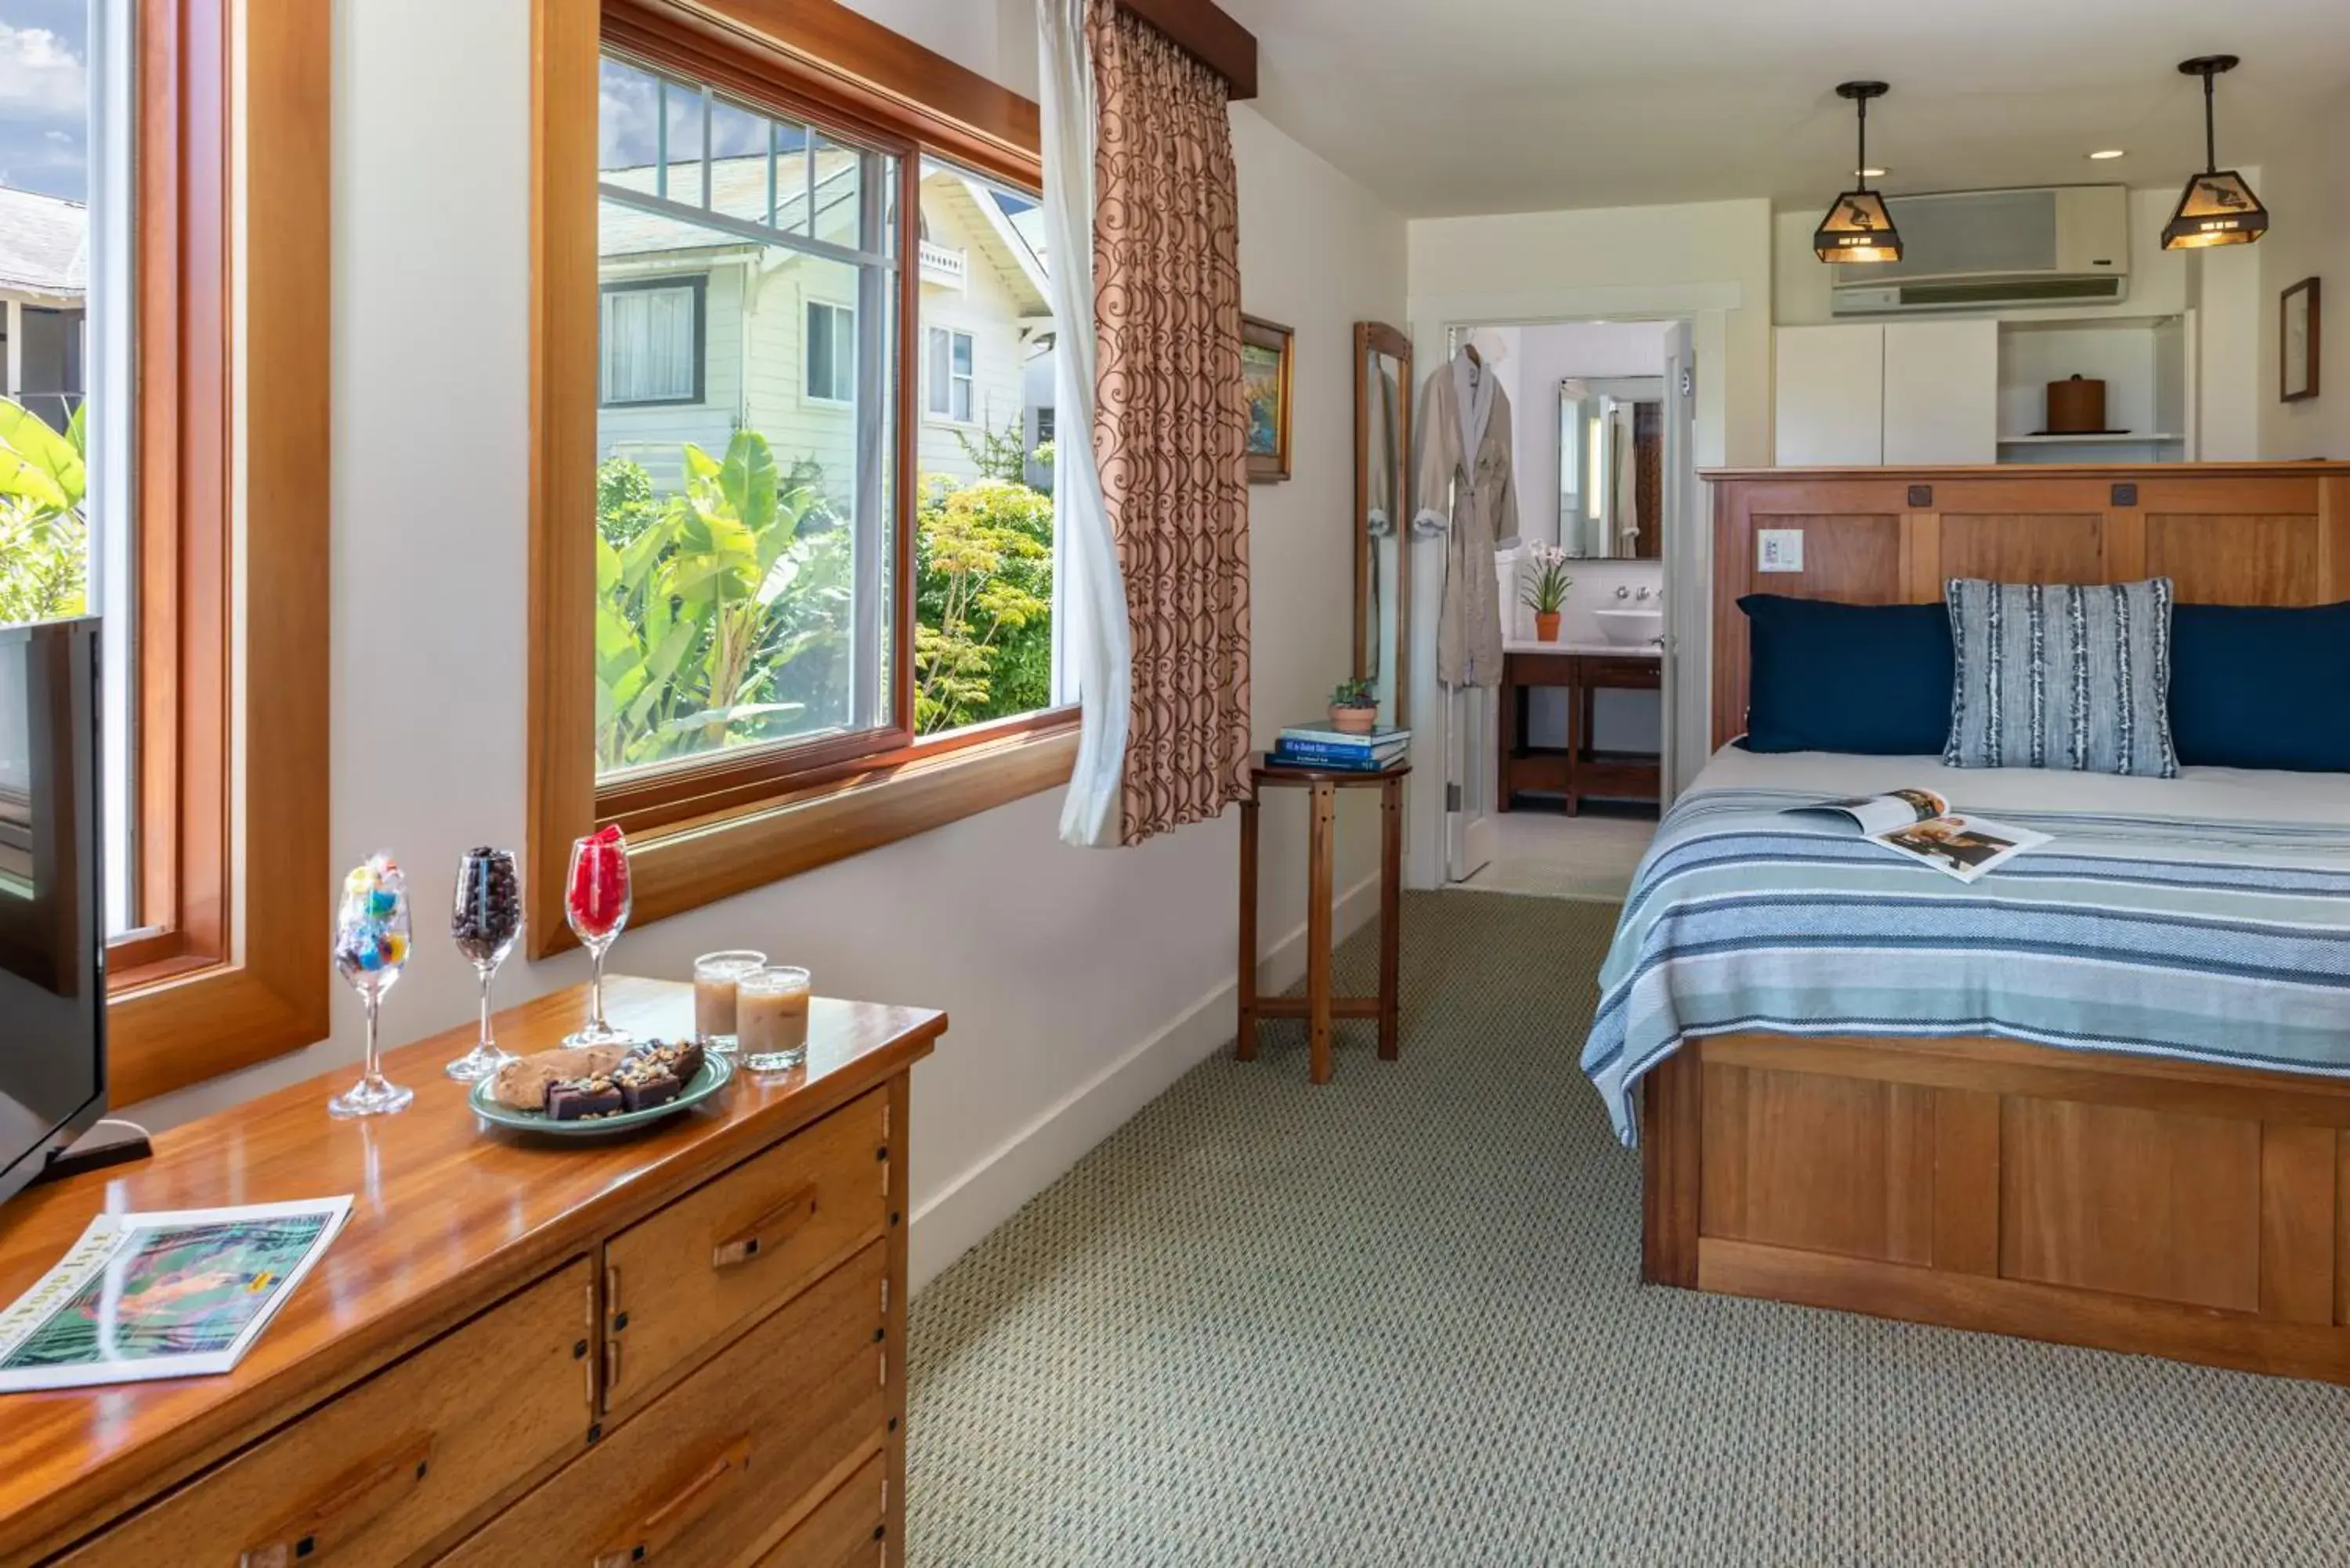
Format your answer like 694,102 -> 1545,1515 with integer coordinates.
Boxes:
0,977 -> 943,1568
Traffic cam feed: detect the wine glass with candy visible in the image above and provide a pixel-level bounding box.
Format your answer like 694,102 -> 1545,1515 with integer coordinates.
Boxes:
328,853 -> 415,1118
564,825 -> 637,1049
445,847 -> 524,1080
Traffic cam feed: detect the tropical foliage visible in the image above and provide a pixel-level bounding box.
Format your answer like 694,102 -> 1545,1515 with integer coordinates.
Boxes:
594,430 -> 853,772
593,419 -> 1059,768
911,420 -> 1056,734
913,475 -> 1054,733
0,399 -> 89,625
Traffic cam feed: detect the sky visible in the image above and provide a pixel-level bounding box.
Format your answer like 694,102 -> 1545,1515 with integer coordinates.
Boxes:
0,2 -> 88,203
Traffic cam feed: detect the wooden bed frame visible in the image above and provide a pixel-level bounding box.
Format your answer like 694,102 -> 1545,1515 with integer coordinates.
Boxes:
1650,463 -> 2350,1384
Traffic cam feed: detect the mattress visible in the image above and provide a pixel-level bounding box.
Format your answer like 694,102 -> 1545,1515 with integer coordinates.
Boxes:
1580,746 -> 2350,1143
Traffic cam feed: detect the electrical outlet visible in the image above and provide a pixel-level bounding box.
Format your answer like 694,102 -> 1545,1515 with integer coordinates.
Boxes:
1757,529 -> 1805,573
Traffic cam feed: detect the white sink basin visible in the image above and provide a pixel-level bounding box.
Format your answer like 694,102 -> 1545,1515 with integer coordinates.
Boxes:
1595,607 -> 1663,646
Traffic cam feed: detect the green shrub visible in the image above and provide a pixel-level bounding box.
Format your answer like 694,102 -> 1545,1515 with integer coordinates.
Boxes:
0,399 -> 88,624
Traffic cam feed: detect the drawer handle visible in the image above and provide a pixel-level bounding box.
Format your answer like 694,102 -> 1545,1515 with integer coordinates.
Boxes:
240,1433 -> 435,1567
591,1435 -> 751,1566
710,1185 -> 818,1270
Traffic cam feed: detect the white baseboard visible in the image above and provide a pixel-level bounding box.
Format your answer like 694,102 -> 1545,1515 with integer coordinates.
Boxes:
908,872 -> 1383,1293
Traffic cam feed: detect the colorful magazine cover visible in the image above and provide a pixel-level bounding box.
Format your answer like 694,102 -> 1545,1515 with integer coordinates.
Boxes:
0,1197 -> 351,1392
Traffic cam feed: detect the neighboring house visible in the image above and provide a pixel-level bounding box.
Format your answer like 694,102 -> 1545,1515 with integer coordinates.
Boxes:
0,186 -> 89,433
596,154 -> 1053,509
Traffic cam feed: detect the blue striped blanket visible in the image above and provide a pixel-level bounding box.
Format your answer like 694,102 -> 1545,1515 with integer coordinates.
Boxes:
1582,782 -> 2350,1144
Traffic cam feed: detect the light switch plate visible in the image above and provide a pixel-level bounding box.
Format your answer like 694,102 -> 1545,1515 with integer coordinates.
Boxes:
1757,529 -> 1805,573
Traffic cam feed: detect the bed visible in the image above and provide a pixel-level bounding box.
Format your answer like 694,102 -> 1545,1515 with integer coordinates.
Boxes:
1607,464 -> 2350,1385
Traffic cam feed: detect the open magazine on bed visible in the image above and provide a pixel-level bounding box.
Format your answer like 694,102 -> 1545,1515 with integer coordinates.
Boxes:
1785,788 -> 2051,883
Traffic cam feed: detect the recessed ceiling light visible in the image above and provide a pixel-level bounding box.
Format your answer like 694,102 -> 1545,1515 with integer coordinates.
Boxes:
2088,148 -> 2127,160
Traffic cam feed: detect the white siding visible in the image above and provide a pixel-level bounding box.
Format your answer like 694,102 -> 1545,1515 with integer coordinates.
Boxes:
598,174 -> 1046,509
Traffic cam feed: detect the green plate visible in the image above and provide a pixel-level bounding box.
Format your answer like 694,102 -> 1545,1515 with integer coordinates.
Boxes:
470,1051 -> 735,1136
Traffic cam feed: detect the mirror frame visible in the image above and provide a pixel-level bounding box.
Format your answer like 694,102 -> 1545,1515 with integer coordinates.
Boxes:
1354,321 -> 1413,731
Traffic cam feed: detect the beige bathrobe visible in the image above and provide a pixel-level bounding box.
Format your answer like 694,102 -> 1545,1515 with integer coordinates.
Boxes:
1414,352 -> 1517,688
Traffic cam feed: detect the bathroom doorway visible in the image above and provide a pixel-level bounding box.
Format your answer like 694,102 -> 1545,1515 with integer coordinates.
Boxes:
1441,318 -> 1694,902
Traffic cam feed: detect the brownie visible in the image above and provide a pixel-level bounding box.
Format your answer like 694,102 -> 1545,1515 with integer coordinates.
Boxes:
613,1056 -> 681,1113
654,1039 -> 706,1086
545,1075 -> 624,1120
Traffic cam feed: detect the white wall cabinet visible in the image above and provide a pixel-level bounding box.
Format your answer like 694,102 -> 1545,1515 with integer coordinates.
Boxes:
1882,320 -> 1998,464
1774,320 -> 1998,465
1774,324 -> 1883,465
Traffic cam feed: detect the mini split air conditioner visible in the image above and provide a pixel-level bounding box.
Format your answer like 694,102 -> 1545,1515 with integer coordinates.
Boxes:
1829,184 -> 2131,315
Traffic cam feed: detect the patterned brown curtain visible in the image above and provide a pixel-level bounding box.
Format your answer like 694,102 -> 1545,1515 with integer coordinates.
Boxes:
1087,0 -> 1251,846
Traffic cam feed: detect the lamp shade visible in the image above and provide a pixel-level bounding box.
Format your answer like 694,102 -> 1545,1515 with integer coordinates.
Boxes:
2161,169 -> 2269,249
1815,190 -> 1904,263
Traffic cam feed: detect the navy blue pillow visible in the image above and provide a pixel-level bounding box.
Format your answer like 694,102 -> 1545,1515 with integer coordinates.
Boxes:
1738,595 -> 1954,755
2170,602 -> 2350,771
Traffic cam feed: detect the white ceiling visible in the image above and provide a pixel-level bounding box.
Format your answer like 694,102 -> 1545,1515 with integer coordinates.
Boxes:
1219,0 -> 2350,218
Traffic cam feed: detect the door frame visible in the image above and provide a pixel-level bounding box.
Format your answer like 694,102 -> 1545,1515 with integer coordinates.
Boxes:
1403,286 -> 1739,891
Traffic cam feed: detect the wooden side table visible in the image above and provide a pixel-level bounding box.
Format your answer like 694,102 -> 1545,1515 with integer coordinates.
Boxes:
1236,753 -> 1408,1084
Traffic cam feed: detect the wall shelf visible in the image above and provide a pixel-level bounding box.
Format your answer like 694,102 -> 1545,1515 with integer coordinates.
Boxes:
1996,432 -> 2186,446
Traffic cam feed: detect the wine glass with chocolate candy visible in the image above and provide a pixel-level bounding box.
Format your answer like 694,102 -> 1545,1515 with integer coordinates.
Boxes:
445,847 -> 524,1080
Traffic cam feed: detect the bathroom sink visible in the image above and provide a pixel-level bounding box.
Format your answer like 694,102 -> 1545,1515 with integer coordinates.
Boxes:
1594,607 -> 1663,647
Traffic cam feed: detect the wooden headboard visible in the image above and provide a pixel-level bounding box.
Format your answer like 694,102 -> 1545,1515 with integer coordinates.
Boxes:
1706,464 -> 2350,749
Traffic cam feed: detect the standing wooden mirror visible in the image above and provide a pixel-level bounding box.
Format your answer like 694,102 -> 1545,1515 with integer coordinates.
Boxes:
1354,323 -> 1412,731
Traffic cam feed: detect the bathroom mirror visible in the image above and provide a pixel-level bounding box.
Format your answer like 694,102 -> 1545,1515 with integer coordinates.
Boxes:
1354,323 -> 1412,730
1557,376 -> 1665,560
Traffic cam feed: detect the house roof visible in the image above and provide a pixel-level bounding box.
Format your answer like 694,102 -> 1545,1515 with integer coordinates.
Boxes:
0,186 -> 88,301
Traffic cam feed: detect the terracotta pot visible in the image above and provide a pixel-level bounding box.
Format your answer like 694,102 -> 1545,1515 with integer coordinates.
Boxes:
1328,704 -> 1377,734
1534,611 -> 1563,642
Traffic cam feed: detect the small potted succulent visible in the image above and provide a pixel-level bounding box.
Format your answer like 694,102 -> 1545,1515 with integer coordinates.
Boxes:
1520,544 -> 1574,642
1328,677 -> 1379,734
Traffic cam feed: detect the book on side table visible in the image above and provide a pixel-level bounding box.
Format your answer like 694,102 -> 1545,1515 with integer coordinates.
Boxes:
1274,723 -> 1409,771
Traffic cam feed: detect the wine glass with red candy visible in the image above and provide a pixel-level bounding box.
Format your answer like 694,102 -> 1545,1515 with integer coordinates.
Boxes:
563,825 -> 638,1048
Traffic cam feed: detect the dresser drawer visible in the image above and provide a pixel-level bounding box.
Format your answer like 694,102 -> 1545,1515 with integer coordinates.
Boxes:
750,1453 -> 884,1568
602,1087 -> 888,1411
1582,656 -> 1661,690
437,1241 -> 888,1568
59,1259 -> 594,1568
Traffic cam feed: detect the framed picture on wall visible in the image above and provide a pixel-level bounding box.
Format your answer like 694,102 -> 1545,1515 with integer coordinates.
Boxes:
2282,276 -> 2320,403
1241,315 -> 1293,483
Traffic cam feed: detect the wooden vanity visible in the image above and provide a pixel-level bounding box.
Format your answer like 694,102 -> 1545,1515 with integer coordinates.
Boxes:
0,977 -> 942,1568
1497,645 -> 1662,814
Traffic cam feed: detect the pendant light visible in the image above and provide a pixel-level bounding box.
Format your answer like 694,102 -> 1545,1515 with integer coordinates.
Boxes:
1814,82 -> 1901,264
2162,56 -> 2268,250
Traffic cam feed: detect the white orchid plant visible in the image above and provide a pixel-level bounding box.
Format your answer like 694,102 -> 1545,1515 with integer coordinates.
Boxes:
1517,544 -> 1574,616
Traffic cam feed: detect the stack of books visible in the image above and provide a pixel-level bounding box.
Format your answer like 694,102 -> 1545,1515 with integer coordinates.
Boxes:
1273,722 -> 1410,771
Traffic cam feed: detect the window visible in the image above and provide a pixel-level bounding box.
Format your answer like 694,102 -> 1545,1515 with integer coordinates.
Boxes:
0,1 -> 332,1099
805,300 -> 855,403
600,278 -> 704,404
926,327 -> 974,422
532,2 -> 1073,944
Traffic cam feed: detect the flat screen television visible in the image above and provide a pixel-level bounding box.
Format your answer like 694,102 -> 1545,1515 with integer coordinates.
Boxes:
0,617 -> 105,1210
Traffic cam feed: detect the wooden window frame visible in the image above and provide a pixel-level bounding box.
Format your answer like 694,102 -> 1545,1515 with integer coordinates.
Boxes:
597,273 -> 709,407
103,0 -> 331,1104
530,0 -> 1079,956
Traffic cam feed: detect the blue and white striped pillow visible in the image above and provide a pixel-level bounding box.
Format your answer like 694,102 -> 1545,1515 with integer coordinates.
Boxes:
1943,577 -> 2178,777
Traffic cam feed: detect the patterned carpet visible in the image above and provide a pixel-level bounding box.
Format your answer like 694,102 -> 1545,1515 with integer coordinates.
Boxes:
906,891 -> 2350,1566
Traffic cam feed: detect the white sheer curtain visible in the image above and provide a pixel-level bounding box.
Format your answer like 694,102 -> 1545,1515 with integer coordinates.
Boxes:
602,286 -> 696,403
1040,0 -> 1129,848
